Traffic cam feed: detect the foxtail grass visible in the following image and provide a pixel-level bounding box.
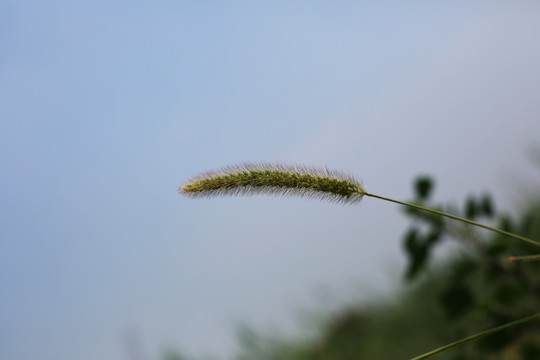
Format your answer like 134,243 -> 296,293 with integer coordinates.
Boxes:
180,163 -> 365,204
180,163 -> 540,249
180,162 -> 540,358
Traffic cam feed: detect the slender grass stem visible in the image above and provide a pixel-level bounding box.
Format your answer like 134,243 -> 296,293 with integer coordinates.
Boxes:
363,192 -> 540,248
410,312 -> 540,360
509,254 -> 540,261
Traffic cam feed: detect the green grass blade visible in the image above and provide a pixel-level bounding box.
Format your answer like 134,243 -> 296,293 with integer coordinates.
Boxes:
410,312 -> 540,360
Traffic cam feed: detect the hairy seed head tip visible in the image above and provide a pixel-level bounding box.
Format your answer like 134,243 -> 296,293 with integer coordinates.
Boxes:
180,163 -> 365,204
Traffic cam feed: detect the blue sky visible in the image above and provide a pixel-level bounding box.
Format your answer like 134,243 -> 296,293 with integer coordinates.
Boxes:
2,1 -> 540,359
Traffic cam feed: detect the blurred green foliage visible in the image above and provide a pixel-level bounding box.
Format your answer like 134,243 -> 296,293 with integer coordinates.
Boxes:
170,176 -> 540,360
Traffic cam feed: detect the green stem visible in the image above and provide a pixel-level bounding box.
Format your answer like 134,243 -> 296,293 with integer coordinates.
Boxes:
363,192 -> 540,248
509,254 -> 540,261
410,312 -> 540,360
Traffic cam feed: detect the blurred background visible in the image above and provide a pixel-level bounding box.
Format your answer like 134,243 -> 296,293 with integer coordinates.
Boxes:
1,1 -> 540,359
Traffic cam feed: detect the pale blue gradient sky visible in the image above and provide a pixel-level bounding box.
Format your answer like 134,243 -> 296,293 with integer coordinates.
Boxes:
1,1 -> 540,359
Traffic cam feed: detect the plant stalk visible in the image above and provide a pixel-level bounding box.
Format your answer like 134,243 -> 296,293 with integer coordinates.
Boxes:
509,254 -> 540,261
363,192 -> 540,248
410,312 -> 540,360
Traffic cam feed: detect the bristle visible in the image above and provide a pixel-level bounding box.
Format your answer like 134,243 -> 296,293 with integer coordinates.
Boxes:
179,163 -> 365,204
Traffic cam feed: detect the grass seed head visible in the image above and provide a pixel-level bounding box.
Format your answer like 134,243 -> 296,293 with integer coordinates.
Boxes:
180,163 -> 365,204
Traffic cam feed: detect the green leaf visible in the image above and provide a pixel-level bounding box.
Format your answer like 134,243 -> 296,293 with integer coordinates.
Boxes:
465,196 -> 478,219
480,194 -> 494,218
499,215 -> 514,233
403,228 -> 429,280
414,176 -> 434,200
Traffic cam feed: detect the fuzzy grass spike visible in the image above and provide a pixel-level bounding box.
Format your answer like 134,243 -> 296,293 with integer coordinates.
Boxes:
180,163 -> 366,204
180,163 -> 540,250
